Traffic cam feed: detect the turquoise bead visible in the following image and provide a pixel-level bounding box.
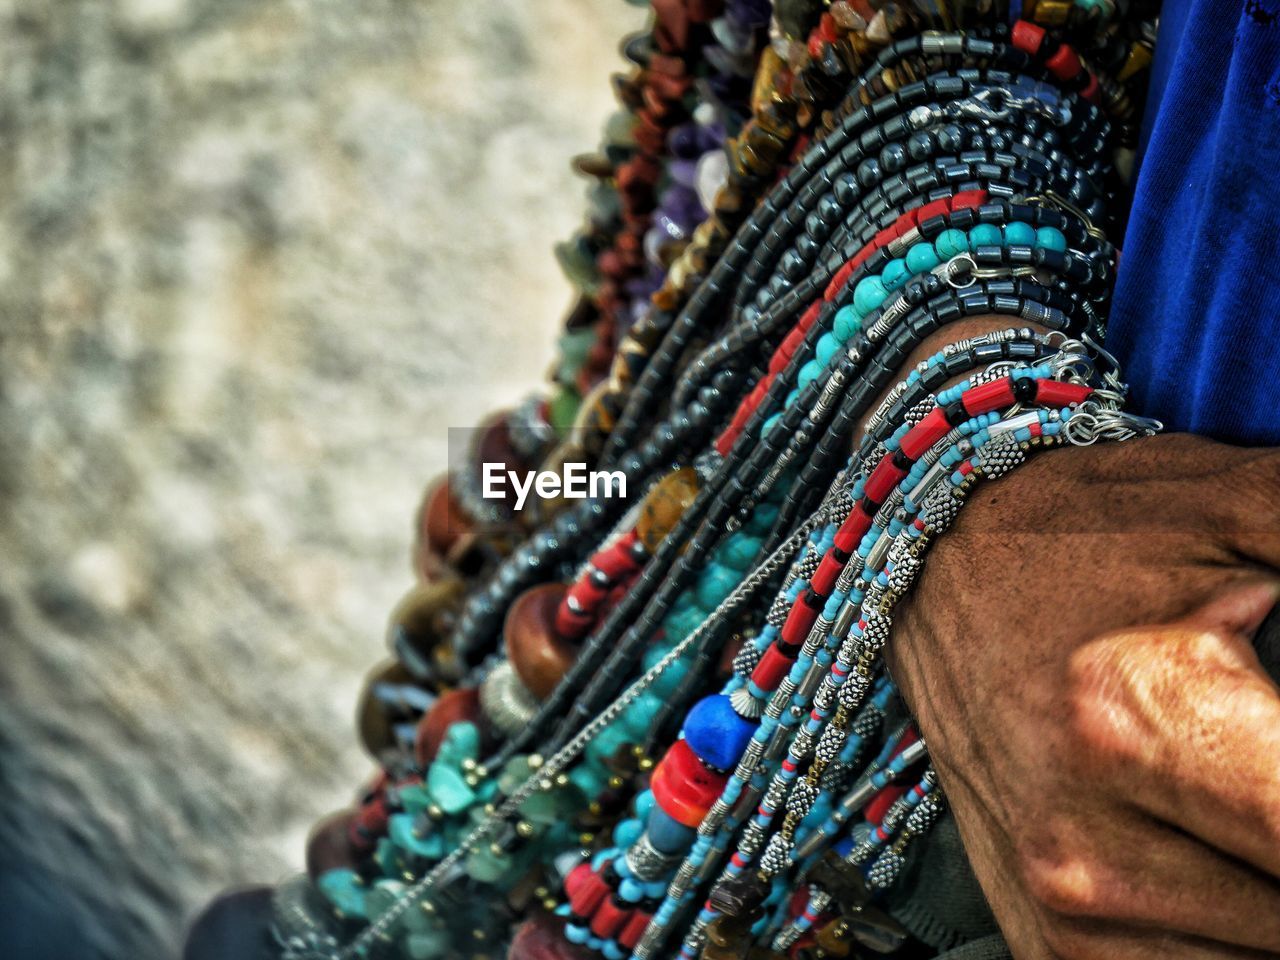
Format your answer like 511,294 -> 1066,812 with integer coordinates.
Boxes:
695,563 -> 740,608
904,242 -> 940,274
466,843 -> 513,884
1003,221 -> 1035,246
784,388 -> 800,408
852,275 -> 888,314
436,721 -> 479,766
745,501 -> 780,535
619,692 -> 663,738
318,868 -> 368,919
389,813 -> 444,858
406,930 -> 452,959
568,761 -> 608,798
662,602 -> 706,642
587,723 -> 632,763
426,761 -> 476,814
880,257 -> 910,291
796,359 -> 823,390
815,331 -> 840,365
762,412 -> 783,436
935,228 -> 969,259
968,223 -> 1001,248
1035,226 -> 1067,252
833,304 -> 861,342
720,533 -> 763,570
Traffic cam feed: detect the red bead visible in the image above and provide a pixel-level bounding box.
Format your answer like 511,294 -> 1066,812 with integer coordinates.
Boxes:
810,552 -> 845,597
951,189 -> 988,210
864,784 -> 908,826
864,457 -> 908,505
749,644 -> 794,693
899,407 -> 951,460
509,913 -> 595,960
1045,44 -> 1083,81
833,508 -> 873,555
824,260 -> 857,301
1011,19 -> 1046,56
1081,73 -> 1101,104
306,809 -> 359,879
589,899 -> 630,939
415,687 -> 482,766
568,867 -> 611,917
618,910 -> 653,950
914,198 -> 949,225
565,862 -> 595,901
1035,380 -> 1092,407
650,739 -> 730,827
780,597 -> 820,648
961,377 -> 1016,416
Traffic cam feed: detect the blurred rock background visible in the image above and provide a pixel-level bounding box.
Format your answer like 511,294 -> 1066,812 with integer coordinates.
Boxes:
0,0 -> 643,957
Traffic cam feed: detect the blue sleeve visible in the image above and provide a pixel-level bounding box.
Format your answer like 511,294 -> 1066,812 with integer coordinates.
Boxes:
1107,0 -> 1280,446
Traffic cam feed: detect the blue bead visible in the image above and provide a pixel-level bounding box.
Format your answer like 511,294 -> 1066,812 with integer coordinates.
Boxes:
796,359 -> 823,390
968,223 -> 1001,248
880,258 -> 910,291
852,275 -> 888,314
1035,226 -> 1067,252
815,331 -> 840,365
619,878 -> 645,903
682,694 -> 756,770
565,924 -> 589,945
833,304 -> 860,341
646,806 -> 696,854
934,228 -> 969,259
1003,221 -> 1035,246
905,242 -> 941,274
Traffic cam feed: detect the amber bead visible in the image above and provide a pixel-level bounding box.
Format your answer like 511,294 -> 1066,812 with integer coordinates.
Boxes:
414,687 -> 483,766
504,583 -> 575,701
305,809 -> 360,879
636,467 -> 699,551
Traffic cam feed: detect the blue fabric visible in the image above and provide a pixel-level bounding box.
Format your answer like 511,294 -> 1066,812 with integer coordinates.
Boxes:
1108,0 -> 1280,445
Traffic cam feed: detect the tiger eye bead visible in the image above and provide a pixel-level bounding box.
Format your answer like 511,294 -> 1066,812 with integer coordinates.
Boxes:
636,466 -> 699,551
504,583 -> 576,700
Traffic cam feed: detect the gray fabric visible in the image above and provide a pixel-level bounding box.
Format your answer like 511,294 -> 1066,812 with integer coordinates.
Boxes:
933,934 -> 1014,960
884,603 -> 1280,957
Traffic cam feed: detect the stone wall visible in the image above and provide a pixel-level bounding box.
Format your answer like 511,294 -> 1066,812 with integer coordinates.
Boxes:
0,1 -> 642,956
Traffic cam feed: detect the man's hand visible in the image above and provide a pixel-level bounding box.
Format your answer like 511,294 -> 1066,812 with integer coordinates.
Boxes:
890,434 -> 1280,958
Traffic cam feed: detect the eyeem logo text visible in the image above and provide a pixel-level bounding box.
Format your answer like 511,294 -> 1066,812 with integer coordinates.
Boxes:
482,463 -> 627,512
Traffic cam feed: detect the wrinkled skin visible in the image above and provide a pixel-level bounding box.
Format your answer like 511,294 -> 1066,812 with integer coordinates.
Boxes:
890,434 -> 1280,959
